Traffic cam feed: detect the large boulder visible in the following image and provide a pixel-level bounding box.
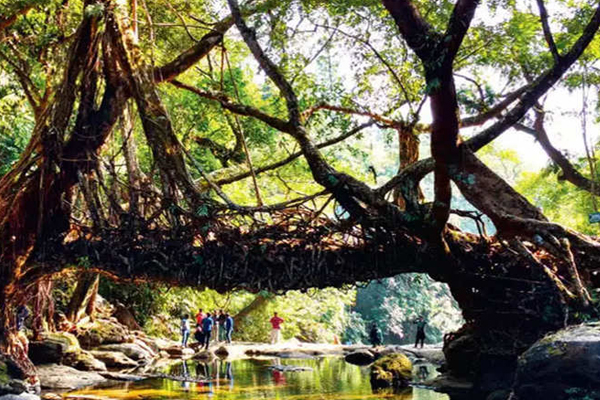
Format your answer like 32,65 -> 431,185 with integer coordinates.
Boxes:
95,343 -> 152,362
132,339 -> 156,358
512,322 -> 600,400
89,351 -> 138,369
443,330 -> 480,378
36,365 -> 106,390
76,319 -> 130,348
29,333 -> 80,365
370,353 -> 412,390
345,350 -> 376,365
0,356 -> 28,396
69,351 -> 106,372
163,346 -> 194,358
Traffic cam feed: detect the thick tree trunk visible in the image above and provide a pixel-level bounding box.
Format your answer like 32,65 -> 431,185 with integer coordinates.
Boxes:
428,71 -> 461,235
66,273 -> 100,323
393,127 -> 421,209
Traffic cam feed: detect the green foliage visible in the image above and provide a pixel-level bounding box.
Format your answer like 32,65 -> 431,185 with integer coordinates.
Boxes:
98,279 -> 164,327
352,274 -> 463,345
234,288 -> 355,343
516,161 -> 599,235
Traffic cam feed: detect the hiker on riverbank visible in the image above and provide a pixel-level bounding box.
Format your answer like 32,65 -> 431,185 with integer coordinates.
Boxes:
224,313 -> 234,344
414,316 -> 427,348
202,312 -> 214,349
181,314 -> 191,347
218,310 -> 227,341
195,308 -> 204,326
194,322 -> 204,344
369,323 -> 383,347
269,312 -> 284,344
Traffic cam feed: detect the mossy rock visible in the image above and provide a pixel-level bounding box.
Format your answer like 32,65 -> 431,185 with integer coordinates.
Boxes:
77,319 -> 129,348
513,323 -> 600,400
0,356 -> 28,396
0,361 -> 9,386
370,353 -> 412,389
29,332 -> 81,365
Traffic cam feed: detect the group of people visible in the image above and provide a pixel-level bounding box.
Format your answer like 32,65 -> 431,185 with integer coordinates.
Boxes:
369,316 -> 428,348
181,309 -> 234,349
180,310 -> 286,348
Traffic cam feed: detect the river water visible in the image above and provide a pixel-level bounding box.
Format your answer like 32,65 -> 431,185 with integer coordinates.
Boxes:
67,357 -> 449,400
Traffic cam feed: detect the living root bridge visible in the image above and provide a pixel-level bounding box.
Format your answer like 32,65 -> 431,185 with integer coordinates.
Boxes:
41,223 -> 432,292
32,221 -> 568,307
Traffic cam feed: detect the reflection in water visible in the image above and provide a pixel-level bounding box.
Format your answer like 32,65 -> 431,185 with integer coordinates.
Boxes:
68,357 -> 449,400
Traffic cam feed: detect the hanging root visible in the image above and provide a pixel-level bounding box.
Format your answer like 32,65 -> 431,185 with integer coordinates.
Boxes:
560,238 -> 592,307
508,238 -> 575,301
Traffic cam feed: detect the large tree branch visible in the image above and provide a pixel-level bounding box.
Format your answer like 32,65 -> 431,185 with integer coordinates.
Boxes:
444,0 -> 480,63
153,17 -> 233,82
170,80 -> 292,133
465,2 -> 600,152
381,0 -> 438,61
225,0 -> 388,220
516,113 -> 600,196
227,0 -> 300,125
0,4 -> 32,33
536,0 -> 561,64
107,8 -> 211,210
213,122 -> 375,186
378,1 -> 600,199
460,83 -> 531,128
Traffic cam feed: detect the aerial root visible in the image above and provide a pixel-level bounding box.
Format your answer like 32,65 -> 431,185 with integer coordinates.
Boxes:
508,238 -> 575,300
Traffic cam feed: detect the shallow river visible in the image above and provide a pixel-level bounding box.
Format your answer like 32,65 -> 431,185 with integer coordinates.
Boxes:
68,357 -> 449,400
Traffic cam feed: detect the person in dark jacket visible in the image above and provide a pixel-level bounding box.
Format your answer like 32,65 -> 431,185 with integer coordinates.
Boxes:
414,316 -> 427,348
369,323 -> 383,347
224,313 -> 234,344
201,312 -> 214,349
218,310 -> 227,342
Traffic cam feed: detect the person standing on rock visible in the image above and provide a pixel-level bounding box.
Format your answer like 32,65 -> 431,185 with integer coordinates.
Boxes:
369,323 -> 383,347
269,312 -> 284,344
181,314 -> 191,347
414,316 -> 427,348
224,313 -> 234,344
202,312 -> 214,349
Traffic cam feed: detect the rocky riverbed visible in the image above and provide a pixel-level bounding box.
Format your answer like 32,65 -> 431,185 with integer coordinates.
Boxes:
7,308 -> 599,400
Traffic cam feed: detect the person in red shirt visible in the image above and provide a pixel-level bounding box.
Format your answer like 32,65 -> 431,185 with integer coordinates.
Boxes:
195,308 -> 204,326
269,312 -> 284,344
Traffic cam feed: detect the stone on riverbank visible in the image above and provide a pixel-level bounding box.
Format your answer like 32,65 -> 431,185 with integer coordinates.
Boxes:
88,351 -> 138,369
29,333 -> 80,365
511,322 -> 600,400
70,352 -> 106,372
163,346 -> 194,358
370,353 -> 412,390
0,355 -> 31,397
76,319 -> 131,349
95,343 -> 152,362
36,365 -> 106,390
